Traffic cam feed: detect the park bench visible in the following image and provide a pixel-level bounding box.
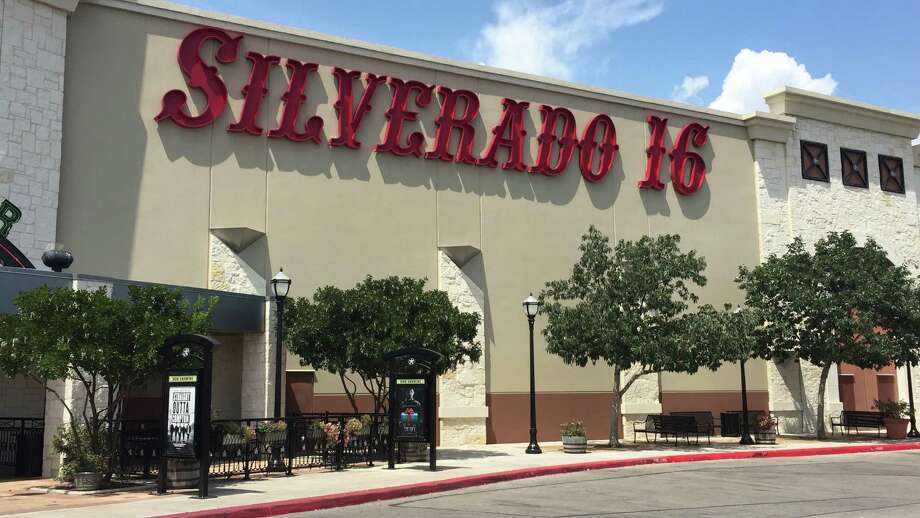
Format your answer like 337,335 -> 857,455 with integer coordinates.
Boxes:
670,411 -> 714,445
632,414 -> 711,445
831,410 -> 885,437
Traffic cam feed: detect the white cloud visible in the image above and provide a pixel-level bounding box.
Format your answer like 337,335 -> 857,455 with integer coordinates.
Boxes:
671,75 -> 709,104
709,49 -> 837,114
472,0 -> 663,81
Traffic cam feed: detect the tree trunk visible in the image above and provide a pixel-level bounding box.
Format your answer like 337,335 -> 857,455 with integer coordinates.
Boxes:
815,363 -> 831,439
609,366 -> 622,447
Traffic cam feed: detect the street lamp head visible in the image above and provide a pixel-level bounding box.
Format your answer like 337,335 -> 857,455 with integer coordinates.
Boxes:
271,268 -> 292,299
523,293 -> 540,319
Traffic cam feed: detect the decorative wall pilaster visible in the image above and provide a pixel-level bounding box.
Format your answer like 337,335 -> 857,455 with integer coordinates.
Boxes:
437,250 -> 488,446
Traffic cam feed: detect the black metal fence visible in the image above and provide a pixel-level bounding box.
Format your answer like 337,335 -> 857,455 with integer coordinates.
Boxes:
0,418 -> 44,478
116,413 -> 388,480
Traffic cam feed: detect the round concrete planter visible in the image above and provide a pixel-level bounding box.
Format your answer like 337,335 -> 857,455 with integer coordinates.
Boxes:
884,418 -> 909,439
562,435 -> 588,454
73,472 -> 103,491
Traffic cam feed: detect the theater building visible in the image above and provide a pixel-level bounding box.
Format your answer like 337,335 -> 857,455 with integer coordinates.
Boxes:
1,0 -> 919,476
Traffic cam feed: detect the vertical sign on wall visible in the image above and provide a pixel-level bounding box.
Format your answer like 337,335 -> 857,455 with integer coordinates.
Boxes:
166,374 -> 198,457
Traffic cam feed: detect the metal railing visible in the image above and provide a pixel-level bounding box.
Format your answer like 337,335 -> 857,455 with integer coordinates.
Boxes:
0,417 -> 44,478
115,413 -> 388,480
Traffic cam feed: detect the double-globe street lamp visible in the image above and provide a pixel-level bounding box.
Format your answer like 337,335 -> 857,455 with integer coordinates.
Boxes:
523,294 -> 542,454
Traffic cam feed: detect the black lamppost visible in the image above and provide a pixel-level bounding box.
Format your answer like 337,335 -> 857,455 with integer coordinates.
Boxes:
739,357 -> 755,445
733,306 -> 754,445
271,269 -> 292,419
907,362 -> 919,438
523,294 -> 542,454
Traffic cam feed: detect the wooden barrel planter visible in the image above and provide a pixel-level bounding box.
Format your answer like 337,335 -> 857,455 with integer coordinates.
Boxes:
562,435 -> 588,453
166,457 -> 200,489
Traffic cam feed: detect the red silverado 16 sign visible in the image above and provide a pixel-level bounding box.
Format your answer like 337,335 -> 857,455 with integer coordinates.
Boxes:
157,27 -> 710,194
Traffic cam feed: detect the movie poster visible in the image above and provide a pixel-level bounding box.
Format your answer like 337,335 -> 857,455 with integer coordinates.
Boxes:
396,378 -> 426,440
167,384 -> 196,456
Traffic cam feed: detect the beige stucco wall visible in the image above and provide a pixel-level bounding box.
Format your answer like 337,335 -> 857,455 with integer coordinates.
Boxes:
58,2 -> 763,404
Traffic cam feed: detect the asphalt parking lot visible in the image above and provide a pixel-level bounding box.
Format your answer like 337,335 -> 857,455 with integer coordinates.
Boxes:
293,451 -> 920,517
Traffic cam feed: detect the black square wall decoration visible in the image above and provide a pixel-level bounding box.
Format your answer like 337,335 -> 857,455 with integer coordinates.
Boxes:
879,155 -> 905,194
800,141 -> 829,182
840,148 -> 868,188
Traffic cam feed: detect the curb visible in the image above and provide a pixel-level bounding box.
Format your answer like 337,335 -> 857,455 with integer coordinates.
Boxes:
159,442 -> 920,518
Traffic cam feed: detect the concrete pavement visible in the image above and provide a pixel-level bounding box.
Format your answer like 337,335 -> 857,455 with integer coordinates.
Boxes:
4,438 -> 919,517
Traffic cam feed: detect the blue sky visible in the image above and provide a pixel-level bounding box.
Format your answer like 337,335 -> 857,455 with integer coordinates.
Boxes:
176,0 -> 920,115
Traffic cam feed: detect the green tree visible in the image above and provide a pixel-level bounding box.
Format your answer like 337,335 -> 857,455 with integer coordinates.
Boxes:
737,232 -> 914,438
684,304 -> 760,367
0,285 -> 213,478
540,226 -> 712,446
284,276 -> 482,413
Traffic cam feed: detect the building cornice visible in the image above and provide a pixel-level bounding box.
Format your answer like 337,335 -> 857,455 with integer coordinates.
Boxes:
36,0 -> 79,13
764,87 -> 920,139
743,112 -> 796,144
83,0 -> 754,126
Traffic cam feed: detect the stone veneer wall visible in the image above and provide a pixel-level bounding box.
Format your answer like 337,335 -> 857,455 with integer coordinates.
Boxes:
207,234 -> 275,418
752,118 -> 920,434
620,369 -> 661,440
437,251 -> 488,446
0,0 -> 67,265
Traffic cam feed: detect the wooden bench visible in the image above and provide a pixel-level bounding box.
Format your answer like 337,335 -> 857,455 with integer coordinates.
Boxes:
831,411 -> 885,437
632,414 -> 711,445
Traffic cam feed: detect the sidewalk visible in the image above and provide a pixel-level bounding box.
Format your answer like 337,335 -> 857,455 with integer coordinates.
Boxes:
4,437 -> 919,517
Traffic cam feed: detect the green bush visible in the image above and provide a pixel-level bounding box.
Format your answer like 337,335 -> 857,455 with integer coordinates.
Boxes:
560,420 -> 586,438
875,399 -> 909,419
52,424 -> 109,481
256,420 -> 288,434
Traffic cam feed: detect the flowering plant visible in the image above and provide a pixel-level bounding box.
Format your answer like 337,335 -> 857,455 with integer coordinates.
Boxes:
560,420 -> 586,437
756,414 -> 776,432
322,421 -> 341,445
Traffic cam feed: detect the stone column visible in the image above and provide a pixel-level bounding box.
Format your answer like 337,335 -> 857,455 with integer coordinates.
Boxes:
0,0 -> 74,266
437,249 -> 488,446
41,276 -> 112,478
620,369 -> 661,441
207,233 -> 276,418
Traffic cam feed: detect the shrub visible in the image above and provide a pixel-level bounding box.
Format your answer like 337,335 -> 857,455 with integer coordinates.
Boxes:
256,420 -> 288,434
52,424 -> 109,481
875,399 -> 909,419
560,420 -> 586,437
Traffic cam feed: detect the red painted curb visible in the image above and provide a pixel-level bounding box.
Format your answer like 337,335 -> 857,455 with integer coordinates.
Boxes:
158,442 -> 920,518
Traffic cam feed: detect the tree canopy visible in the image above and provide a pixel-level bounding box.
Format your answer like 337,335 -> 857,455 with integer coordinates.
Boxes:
0,285 -> 213,477
284,276 -> 481,413
737,231 -> 917,437
540,226 -> 713,446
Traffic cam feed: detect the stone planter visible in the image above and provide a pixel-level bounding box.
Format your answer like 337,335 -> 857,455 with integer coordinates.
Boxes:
401,442 -> 428,462
73,472 -> 103,491
562,435 -> 588,453
885,417 -> 909,439
166,457 -> 200,489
